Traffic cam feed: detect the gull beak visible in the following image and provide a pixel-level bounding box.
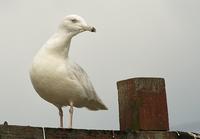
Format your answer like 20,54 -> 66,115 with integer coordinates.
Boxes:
81,25 -> 96,32
90,27 -> 96,32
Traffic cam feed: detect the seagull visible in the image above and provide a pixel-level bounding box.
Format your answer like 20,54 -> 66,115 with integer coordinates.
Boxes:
30,15 -> 108,128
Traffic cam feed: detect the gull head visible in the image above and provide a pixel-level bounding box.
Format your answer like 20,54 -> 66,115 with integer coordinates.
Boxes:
59,15 -> 96,36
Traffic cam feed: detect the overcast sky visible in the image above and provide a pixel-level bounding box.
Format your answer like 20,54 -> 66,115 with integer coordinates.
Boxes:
0,0 -> 199,133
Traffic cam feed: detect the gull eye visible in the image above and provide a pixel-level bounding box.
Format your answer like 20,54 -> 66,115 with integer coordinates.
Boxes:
71,18 -> 78,23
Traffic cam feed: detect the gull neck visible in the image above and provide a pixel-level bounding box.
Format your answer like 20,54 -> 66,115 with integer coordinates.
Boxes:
45,29 -> 74,58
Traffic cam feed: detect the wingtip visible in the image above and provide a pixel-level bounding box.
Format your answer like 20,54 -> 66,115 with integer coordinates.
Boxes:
100,103 -> 108,110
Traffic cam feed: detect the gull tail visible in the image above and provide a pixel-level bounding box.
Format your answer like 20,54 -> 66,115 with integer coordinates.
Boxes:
86,99 -> 108,111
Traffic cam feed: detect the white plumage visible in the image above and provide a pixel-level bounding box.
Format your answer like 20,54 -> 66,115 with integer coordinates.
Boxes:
30,15 -> 107,128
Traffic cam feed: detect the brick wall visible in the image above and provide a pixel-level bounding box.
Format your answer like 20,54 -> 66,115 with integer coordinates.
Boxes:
1,125 -> 199,139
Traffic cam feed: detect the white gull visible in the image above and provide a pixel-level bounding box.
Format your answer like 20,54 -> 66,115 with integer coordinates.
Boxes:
30,15 -> 108,128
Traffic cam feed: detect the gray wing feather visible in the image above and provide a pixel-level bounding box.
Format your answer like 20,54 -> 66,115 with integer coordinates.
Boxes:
70,62 -> 107,110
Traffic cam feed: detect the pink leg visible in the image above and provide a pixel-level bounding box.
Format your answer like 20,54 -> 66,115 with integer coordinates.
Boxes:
68,102 -> 73,128
58,107 -> 63,128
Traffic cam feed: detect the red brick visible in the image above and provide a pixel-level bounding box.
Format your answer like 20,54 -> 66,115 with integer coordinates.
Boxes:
117,77 -> 169,131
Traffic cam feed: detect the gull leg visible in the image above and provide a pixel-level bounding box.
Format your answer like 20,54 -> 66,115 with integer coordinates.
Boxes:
58,107 -> 63,128
68,102 -> 73,128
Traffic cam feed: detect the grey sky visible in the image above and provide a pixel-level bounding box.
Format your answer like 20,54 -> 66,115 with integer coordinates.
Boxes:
0,0 -> 200,133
